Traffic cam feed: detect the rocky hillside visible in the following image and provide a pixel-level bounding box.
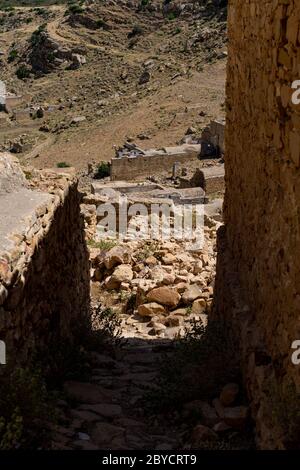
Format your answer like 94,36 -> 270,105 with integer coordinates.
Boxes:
0,0 -> 227,170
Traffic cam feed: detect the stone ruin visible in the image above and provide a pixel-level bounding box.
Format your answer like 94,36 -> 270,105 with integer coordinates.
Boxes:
214,0 -> 300,449
0,154 -> 89,363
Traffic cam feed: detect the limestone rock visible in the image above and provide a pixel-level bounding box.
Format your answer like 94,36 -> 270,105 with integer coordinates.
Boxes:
111,264 -> 133,283
138,302 -> 166,317
192,298 -> 206,314
104,246 -> 131,269
182,284 -> 202,303
162,253 -> 177,265
146,286 -> 180,307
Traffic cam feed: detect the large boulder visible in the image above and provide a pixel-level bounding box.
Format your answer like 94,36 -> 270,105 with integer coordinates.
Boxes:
104,245 -> 132,269
137,302 -> 166,317
146,286 -> 180,308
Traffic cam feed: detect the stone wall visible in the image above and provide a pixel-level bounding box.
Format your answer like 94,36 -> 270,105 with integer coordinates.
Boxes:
0,156 -> 90,364
214,0 -> 300,449
110,148 -> 199,181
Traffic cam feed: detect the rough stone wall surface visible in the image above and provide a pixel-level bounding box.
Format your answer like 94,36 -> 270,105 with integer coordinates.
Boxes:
215,0 -> 300,449
111,151 -> 199,181
0,163 -> 90,363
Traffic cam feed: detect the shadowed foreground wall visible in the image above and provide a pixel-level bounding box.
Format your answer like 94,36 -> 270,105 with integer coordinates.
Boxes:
0,161 -> 90,363
214,0 -> 300,449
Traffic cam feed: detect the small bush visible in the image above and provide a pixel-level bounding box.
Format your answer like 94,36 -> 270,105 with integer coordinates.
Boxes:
30,24 -> 46,46
128,24 -> 143,39
94,161 -> 110,179
86,306 -> 122,350
56,161 -> 71,168
167,12 -> 177,21
16,65 -> 31,80
0,364 -> 52,449
87,239 -> 118,251
8,49 -> 18,63
68,4 -> 84,14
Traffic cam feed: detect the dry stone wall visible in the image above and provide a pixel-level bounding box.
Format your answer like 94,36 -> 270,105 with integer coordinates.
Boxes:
110,149 -> 199,181
214,0 -> 300,449
0,158 -> 90,364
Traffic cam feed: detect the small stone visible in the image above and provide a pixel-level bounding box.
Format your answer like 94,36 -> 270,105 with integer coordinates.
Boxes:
137,302 -> 166,317
145,256 -> 157,266
162,253 -> 177,265
223,406 -> 249,429
220,383 -> 239,406
213,421 -> 232,433
182,284 -> 202,303
79,403 -> 122,419
77,432 -> 90,441
191,425 -> 218,446
71,116 -> 86,124
186,126 -> 197,135
111,264 -> 133,283
192,298 -> 206,314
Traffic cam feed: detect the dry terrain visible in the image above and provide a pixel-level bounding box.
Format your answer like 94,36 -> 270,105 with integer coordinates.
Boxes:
0,0 -> 226,170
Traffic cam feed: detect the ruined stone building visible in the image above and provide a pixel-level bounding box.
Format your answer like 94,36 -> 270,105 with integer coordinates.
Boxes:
215,0 -> 300,449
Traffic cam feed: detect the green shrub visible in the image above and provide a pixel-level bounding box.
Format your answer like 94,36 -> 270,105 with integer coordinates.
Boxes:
85,306 -> 122,350
0,364 -> 51,449
128,24 -> 143,39
68,4 -> 83,14
16,65 -> 31,80
56,161 -> 71,168
8,49 -> 18,63
94,161 -> 110,179
87,239 -> 118,250
30,24 -> 46,46
167,12 -> 177,21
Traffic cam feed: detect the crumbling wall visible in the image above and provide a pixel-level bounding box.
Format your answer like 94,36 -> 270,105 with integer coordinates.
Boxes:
111,149 -> 199,181
0,158 -> 90,363
214,0 -> 300,449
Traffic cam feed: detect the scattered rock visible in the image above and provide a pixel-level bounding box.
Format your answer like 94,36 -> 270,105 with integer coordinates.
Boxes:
104,246 -> 131,269
182,284 -> 202,303
71,116 -> 86,124
138,302 -> 166,317
146,286 -> 181,308
63,381 -> 111,404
